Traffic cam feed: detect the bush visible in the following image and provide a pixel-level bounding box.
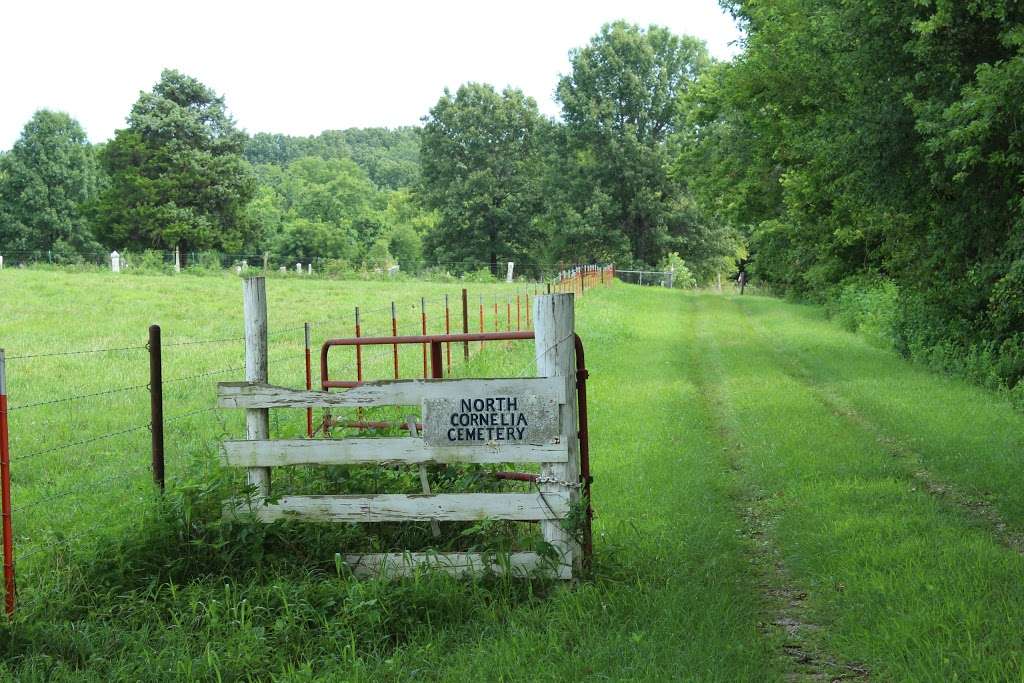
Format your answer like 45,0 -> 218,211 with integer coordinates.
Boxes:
127,249 -> 172,274
828,276 -> 899,347
660,252 -> 697,289
461,267 -> 497,283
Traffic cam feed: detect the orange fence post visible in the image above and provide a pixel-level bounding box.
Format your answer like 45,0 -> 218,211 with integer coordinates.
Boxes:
444,294 -> 452,376
420,298 -> 428,378
0,350 -> 15,618
391,302 -> 399,379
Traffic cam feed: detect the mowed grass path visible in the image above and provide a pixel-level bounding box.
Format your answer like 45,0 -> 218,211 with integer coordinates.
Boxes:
684,291 -> 1024,680
3,275 -> 1024,679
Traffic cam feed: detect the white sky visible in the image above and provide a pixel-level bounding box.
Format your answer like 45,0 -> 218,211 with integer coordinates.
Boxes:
0,1 -> 742,150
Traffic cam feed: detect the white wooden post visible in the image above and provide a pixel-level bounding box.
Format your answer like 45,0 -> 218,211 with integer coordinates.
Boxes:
174,247 -> 181,273
533,293 -> 580,575
243,277 -> 270,497
295,263 -> 302,274
506,262 -> 515,282
110,251 -> 121,273
307,263 -> 312,275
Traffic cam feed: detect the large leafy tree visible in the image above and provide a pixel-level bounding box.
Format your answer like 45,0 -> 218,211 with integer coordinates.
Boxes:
419,83 -> 549,274
685,0 -> 1024,386
557,22 -> 711,266
0,110 -> 101,261
96,70 -> 256,256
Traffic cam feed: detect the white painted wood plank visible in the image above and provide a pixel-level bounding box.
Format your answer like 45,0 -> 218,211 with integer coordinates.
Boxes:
534,293 -> 580,575
243,277 -> 270,496
345,552 -> 571,579
228,493 -> 568,523
217,377 -> 565,409
221,438 -> 567,466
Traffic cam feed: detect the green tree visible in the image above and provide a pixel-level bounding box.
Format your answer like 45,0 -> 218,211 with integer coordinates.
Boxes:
419,83 -> 548,275
95,70 -> 256,257
557,22 -> 711,266
686,0 -> 1024,387
0,110 -> 101,261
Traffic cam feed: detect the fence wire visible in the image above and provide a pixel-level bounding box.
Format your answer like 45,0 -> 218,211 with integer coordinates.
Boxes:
0,268 -> 614,614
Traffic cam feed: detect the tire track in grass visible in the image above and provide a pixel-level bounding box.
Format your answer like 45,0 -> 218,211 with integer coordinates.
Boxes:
686,294 -> 868,682
731,296 -> 1024,556
701,292 -> 1024,679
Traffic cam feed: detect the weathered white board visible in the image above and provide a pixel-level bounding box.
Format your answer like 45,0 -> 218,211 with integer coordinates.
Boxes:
421,395 -> 560,446
346,552 -> 570,579
218,377 -> 565,409
228,492 -> 569,523
221,437 -> 567,466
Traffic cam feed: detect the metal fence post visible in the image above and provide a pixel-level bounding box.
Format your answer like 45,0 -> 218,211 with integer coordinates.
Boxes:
461,288 -> 469,361
148,325 -> 165,493
0,350 -> 15,617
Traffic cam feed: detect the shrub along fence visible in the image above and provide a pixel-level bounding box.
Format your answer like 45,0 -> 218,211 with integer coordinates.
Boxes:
0,265 -> 613,617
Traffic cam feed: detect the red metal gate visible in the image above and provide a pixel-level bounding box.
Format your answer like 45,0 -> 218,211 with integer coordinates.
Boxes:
316,330 -> 594,568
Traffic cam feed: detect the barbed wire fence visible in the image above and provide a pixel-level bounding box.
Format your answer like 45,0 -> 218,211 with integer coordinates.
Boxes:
0,264 -> 615,617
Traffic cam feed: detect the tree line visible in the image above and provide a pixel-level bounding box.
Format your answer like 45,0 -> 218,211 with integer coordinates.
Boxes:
2,9 -> 1021,391
679,1 -> 1024,395
0,22 -> 736,280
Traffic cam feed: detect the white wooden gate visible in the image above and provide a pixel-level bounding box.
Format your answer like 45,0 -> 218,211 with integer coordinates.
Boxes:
217,278 -> 581,579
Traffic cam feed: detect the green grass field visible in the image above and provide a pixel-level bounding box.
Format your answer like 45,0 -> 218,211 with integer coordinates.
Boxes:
2,271 -> 1024,680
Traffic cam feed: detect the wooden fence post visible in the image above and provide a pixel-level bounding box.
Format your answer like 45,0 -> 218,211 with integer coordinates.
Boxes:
533,293 -> 580,576
243,277 -> 270,497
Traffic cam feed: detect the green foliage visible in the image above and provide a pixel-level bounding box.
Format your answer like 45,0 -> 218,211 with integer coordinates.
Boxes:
245,127 -> 420,189
0,110 -> 102,260
95,70 -> 257,254
420,83 -> 549,275
460,267 -> 497,283
684,0 -> 1024,392
660,252 -> 697,289
827,276 -> 899,348
557,22 -> 716,267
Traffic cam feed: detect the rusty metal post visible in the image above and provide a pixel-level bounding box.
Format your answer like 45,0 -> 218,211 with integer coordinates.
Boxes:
429,341 -> 444,379
461,288 -> 469,361
444,294 -> 452,376
0,350 -> 15,617
148,325 -> 165,493
479,294 -> 485,351
516,295 -> 521,331
493,299 -> 499,332
506,297 -> 511,331
574,335 -> 593,572
304,323 -> 313,437
391,302 -> 399,379
354,307 -> 363,383
420,298 -> 428,378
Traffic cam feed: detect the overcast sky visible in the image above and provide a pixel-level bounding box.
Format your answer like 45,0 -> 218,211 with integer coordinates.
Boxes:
0,1 -> 742,150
